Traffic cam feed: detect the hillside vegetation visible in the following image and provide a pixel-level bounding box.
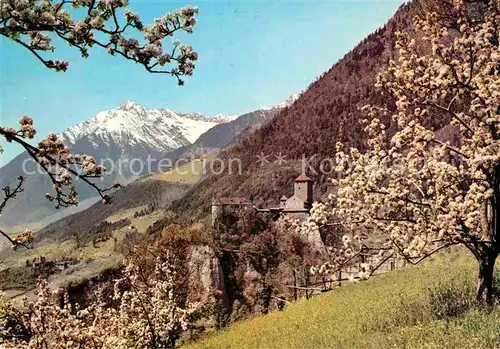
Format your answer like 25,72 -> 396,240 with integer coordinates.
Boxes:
36,180 -> 189,243
147,157 -> 212,184
0,180 -> 190,294
185,251 -> 500,349
0,203 -> 165,294
170,3 -> 419,216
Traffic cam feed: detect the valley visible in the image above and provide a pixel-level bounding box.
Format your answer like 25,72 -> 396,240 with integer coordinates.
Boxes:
1,0 -> 499,348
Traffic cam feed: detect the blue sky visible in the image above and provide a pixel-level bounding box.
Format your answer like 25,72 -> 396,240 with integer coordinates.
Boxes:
0,0 -> 405,165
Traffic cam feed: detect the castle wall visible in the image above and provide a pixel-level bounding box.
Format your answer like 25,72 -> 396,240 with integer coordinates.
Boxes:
284,211 -> 309,220
211,205 -> 222,227
212,204 -> 249,226
285,195 -> 306,209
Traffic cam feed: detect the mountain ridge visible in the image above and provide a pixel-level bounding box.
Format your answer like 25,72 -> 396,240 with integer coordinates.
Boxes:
0,98 -> 292,228
167,2 -> 423,218
0,101 -> 231,227
60,100 -> 227,151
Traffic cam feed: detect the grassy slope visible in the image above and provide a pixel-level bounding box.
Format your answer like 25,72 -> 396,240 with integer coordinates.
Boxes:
0,161 -> 199,295
186,251 -> 500,349
146,157 -> 213,184
0,207 -> 163,296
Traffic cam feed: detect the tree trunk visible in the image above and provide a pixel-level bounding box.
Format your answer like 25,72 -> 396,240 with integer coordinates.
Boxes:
476,253 -> 497,305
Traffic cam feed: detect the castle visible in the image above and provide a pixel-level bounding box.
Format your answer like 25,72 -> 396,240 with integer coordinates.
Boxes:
211,174 -> 314,226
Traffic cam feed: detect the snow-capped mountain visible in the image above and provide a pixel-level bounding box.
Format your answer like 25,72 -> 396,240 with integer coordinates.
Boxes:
0,96 -> 296,227
0,101 -> 232,227
61,100 -> 227,152
164,108 -> 281,162
162,94 -> 299,162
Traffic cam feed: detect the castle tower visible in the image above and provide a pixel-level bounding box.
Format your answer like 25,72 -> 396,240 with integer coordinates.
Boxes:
294,173 -> 313,207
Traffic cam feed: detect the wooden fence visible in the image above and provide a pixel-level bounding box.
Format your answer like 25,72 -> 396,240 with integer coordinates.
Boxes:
284,255 -> 405,301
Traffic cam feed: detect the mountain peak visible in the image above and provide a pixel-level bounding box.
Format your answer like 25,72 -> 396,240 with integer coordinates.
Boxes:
262,93 -> 301,111
117,100 -> 147,116
119,100 -> 139,108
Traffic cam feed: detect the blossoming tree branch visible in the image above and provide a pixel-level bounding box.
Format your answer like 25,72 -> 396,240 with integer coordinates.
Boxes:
0,0 -> 199,249
0,0 -> 199,82
306,1 -> 499,304
0,246 -> 203,347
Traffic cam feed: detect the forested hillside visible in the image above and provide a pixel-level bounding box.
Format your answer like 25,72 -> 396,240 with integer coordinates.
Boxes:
171,3 -> 429,216
36,180 -> 190,243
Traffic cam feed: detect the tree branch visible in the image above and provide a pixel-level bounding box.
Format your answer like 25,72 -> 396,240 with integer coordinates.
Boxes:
0,128 -> 119,208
